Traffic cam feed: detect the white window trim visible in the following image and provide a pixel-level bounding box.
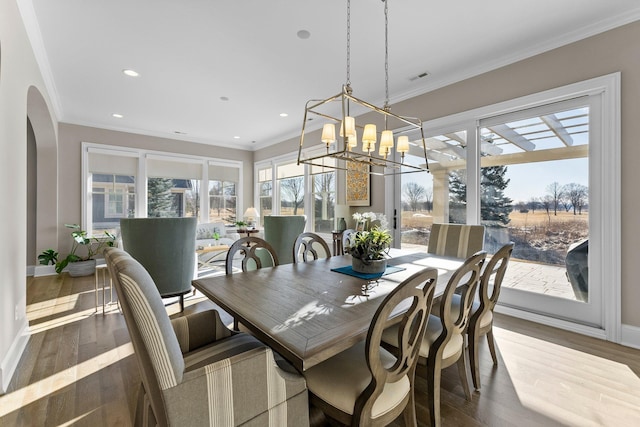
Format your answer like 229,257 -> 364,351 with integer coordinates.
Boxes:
419,73 -> 621,342
82,142 -> 244,233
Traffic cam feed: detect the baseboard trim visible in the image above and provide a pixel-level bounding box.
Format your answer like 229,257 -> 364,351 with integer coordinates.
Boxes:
620,324 -> 640,350
494,304 -> 608,340
0,320 -> 30,394
33,265 -> 56,277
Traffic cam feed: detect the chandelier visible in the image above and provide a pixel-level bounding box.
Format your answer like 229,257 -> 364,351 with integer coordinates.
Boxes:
297,0 -> 429,176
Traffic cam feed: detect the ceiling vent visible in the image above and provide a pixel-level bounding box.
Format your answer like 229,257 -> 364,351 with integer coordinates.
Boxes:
409,71 -> 430,81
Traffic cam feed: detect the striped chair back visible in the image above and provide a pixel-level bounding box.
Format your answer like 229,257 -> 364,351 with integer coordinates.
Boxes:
427,223 -> 485,259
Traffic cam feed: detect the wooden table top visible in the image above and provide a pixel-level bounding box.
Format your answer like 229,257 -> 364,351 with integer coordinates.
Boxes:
192,250 -> 464,372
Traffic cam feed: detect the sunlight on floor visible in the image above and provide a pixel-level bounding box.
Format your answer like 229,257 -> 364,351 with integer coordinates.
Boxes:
0,343 -> 134,417
496,326 -> 640,426
27,307 -> 97,333
26,292 -> 83,320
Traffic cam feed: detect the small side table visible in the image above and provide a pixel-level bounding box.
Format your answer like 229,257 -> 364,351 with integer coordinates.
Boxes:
332,230 -> 345,256
94,259 -> 116,315
237,228 -> 260,238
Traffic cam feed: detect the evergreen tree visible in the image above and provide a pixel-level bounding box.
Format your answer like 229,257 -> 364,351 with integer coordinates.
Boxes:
449,165 -> 513,225
148,177 -> 174,217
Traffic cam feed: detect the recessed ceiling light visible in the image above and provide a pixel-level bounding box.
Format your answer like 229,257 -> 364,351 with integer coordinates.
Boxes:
233,136 -> 240,139
122,69 -> 139,77
112,113 -> 123,118
220,96 -> 229,101
280,113 -> 288,117
297,30 -> 311,39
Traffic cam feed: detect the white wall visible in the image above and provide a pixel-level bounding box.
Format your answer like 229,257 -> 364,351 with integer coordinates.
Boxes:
0,0 -> 57,393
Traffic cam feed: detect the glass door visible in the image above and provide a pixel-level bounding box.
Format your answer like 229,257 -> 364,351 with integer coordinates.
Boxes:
392,95 -> 606,328
479,97 -> 601,327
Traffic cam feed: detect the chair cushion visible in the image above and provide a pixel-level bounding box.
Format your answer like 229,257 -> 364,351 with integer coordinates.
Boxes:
304,341 -> 410,420
382,314 -> 464,361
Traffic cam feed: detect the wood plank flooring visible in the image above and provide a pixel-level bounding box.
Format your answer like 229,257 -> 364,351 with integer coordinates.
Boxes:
1,273 -> 640,426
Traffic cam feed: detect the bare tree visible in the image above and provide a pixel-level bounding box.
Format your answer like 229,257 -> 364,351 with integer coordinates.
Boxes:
424,188 -> 433,213
565,183 -> 588,215
209,181 -> 223,217
280,176 -> 304,215
403,182 -> 427,212
541,195 -> 553,224
546,182 -> 563,216
527,197 -> 539,213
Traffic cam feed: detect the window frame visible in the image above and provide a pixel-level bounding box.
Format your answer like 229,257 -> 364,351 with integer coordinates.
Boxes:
416,73 -> 620,342
82,143 -> 243,234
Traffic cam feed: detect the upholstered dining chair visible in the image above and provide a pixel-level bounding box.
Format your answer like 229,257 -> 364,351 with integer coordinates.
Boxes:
103,247 -> 309,427
120,217 -> 197,312
304,267 -> 439,427
293,232 -> 331,263
225,236 -> 279,329
427,223 -> 485,259
456,242 -> 514,390
382,251 -> 486,427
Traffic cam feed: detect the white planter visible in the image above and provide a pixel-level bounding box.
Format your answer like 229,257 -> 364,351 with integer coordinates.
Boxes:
68,259 -> 96,277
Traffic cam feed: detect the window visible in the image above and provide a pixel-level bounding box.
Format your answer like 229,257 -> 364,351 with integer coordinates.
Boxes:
258,166 -> 273,226
396,73 -> 620,333
83,143 -> 242,235
87,150 -> 138,234
255,153 -> 336,233
277,161 -> 305,216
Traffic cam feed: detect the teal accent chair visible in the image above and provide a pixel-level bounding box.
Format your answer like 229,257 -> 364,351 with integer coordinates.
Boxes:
263,215 -> 306,265
120,217 -> 197,311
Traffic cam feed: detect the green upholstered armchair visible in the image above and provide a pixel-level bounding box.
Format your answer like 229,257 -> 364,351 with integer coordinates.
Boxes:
104,247 -> 309,427
120,217 -> 197,311
263,215 -> 306,265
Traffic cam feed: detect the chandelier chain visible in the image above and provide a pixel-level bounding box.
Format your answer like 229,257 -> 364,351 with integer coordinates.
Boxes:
384,0 -> 389,108
346,0 -> 351,86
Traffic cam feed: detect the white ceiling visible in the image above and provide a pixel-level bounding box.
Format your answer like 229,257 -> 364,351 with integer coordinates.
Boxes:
23,0 -> 640,151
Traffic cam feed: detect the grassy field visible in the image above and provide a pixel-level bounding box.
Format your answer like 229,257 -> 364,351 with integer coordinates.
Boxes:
401,209 -> 589,265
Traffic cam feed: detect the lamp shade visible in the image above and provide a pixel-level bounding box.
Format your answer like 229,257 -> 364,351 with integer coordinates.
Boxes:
347,129 -> 358,149
397,135 -> 410,153
380,130 -> 394,148
244,207 -> 260,219
362,124 -> 377,143
321,123 -> 336,144
339,116 -> 356,138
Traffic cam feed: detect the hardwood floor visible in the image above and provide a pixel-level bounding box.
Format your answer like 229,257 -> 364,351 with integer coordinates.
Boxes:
2,273 -> 640,426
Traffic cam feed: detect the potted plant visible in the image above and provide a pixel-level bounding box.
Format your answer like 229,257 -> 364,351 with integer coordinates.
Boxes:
346,226 -> 392,274
55,224 -> 116,277
38,249 -> 59,266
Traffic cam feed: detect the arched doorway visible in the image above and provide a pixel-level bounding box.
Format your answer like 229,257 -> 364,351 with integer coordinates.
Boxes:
26,86 -> 58,266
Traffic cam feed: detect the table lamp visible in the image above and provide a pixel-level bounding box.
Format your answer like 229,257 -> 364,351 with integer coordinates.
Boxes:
243,207 -> 260,229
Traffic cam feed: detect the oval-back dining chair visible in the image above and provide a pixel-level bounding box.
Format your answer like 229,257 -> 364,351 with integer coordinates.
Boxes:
383,251 -> 486,427
304,267 -> 439,426
225,236 -> 279,330
293,232 -> 331,263
466,242 -> 514,389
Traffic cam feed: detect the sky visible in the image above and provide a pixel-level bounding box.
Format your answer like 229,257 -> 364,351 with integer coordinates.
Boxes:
401,157 -> 589,204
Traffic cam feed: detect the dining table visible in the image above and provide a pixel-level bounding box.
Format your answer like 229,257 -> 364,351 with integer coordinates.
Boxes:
192,249 -> 465,373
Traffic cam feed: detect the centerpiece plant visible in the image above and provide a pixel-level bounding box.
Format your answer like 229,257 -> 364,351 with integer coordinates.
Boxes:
346,225 -> 392,274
